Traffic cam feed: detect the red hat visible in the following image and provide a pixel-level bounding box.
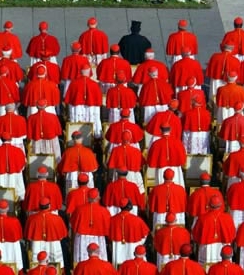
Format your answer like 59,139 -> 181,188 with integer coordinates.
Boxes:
2,45 -> 12,52
148,66 -> 158,74
209,195 -> 222,208
110,44 -> 120,53
234,101 -> 244,111
178,19 -> 188,29
37,251 -> 48,262
120,197 -> 129,208
37,166 -> 48,177
200,172 -> 211,182
0,199 -> 9,210
87,242 -> 99,252
135,245 -> 146,255
145,48 -> 154,53
45,266 -> 57,275
120,108 -> 131,118
223,40 -> 235,51
88,188 -> 99,200
40,50 -> 52,59
81,64 -> 91,74
169,99 -> 179,110
117,166 -> 128,175
71,131 -> 82,139
0,65 -> 8,75
36,65 -> 46,77
87,17 -> 97,26
221,245 -> 233,258
39,21 -> 48,31
78,173 -> 89,183
36,99 -> 47,109
186,77 -> 196,88
164,168 -> 175,180
116,71 -> 126,83
122,130 -> 132,142
165,212 -> 176,223
160,122 -> 171,133
1,132 -> 11,140
234,17 -> 243,25
4,21 -> 13,29
227,71 -> 238,82
181,46 -> 191,55
39,197 -> 50,207
71,41 -> 81,52
180,244 -> 192,256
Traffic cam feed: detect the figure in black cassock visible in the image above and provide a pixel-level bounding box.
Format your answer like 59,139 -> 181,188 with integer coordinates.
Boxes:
118,20 -> 152,65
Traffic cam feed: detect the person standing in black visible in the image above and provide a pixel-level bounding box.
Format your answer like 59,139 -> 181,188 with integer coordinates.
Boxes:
118,20 -> 152,65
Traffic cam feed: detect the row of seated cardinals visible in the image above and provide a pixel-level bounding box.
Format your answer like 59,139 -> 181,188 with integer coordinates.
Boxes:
1,167 -> 244,275
1,15 -> 244,275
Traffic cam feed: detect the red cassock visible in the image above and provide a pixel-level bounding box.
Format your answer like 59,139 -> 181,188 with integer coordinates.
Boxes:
107,144 -> 146,171
221,29 -> 244,55
182,106 -> 211,132
147,136 -> 186,168
119,257 -> 158,275
61,54 -> 90,80
28,60 -> 61,85
166,30 -> 198,56
109,210 -> 149,242
64,76 -> 102,106
26,33 -> 60,58
205,52 -> 240,81
79,28 -> 109,55
148,182 -> 187,214
0,31 -> 23,59
105,119 -> 144,144
22,180 -> 63,212
70,202 -> 111,236
66,186 -> 91,215
219,113 -> 244,141
0,264 -> 15,275
227,180 -> 244,210
160,258 -> 205,275
0,214 -> 22,241
22,79 -> 60,107
154,225 -> 190,256
27,265 -> 47,275
0,76 -> 19,104
57,144 -> 98,173
132,59 -> 169,85
96,56 -> 132,83
177,88 -> 206,115
0,143 -> 25,174
0,58 -> 24,83
146,110 -> 182,140
73,255 -> 117,275
240,61 -> 244,85
106,84 -> 137,109
102,178 -> 145,210
27,110 -> 62,141
208,260 -> 244,275
216,83 -> 244,108
170,57 -> 204,88
192,209 -> 236,245
139,79 -> 173,107
236,222 -> 244,247
24,209 -> 68,241
187,186 -> 225,217
0,112 -> 27,138
222,148 -> 244,176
